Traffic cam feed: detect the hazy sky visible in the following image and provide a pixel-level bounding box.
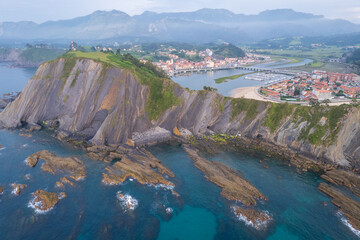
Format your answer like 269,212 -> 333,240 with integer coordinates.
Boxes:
1,0 -> 359,23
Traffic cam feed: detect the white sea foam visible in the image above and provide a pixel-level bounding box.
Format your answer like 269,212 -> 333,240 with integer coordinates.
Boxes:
165,207 -> 173,214
117,191 -> 138,211
28,197 -> 53,214
337,211 -> 360,238
102,179 -> 122,186
11,186 -> 19,195
0,147 -> 6,151
231,206 -> 271,231
155,184 -> 174,190
21,144 -> 28,148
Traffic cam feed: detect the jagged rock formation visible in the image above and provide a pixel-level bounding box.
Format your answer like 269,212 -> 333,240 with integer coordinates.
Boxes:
26,150 -> 86,180
30,190 -> 65,212
11,183 -> 27,195
318,183 -> 360,231
183,145 -> 266,206
1,52 -> 360,168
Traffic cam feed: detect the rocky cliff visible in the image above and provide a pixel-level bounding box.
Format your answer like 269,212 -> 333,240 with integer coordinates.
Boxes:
1,52 -> 360,168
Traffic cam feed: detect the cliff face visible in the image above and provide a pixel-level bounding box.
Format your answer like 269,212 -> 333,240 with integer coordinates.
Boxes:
1,56 -> 360,168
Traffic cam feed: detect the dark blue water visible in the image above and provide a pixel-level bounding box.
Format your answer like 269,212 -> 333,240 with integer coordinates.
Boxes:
0,63 -> 37,95
171,59 -> 313,96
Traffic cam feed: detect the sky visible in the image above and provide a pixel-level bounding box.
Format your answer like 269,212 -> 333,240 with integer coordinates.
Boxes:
0,0 -> 359,24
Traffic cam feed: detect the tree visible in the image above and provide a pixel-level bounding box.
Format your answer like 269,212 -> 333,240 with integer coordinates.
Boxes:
321,99 -> 331,106
203,86 -> 217,92
309,98 -> 320,107
294,87 -> 300,96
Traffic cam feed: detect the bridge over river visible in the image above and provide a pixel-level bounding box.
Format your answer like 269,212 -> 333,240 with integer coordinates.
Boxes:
172,66 -> 305,77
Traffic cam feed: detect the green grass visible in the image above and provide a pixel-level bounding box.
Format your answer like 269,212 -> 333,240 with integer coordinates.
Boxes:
60,51 -> 181,121
231,98 -> 260,121
58,55 -> 77,95
260,101 -> 350,145
294,104 -> 350,145
63,94 -> 69,103
214,72 -> 254,84
309,61 -> 324,67
70,70 -> 81,88
20,48 -> 65,62
257,46 -> 344,62
286,62 -> 348,73
264,103 -> 295,133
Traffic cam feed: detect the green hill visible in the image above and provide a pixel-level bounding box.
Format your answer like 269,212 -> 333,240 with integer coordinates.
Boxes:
213,44 -> 245,58
19,48 -> 66,63
347,49 -> 360,67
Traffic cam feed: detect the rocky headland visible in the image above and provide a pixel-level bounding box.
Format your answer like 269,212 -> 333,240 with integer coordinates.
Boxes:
2,51 -> 360,231
1,51 -> 360,171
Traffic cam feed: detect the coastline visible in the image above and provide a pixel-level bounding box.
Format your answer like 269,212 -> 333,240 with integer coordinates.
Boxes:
230,86 -> 354,106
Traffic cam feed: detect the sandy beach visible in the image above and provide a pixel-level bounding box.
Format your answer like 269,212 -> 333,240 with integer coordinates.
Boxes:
230,87 -> 275,102
230,87 -> 352,106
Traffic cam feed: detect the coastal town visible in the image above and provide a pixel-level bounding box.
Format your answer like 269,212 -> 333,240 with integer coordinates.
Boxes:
151,48 -> 270,76
148,45 -> 360,103
260,71 -> 360,102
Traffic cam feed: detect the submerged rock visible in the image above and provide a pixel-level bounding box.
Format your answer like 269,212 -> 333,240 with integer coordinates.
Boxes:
165,207 -> 173,215
321,169 -> 360,197
11,183 -> 27,195
183,145 -> 266,206
26,150 -> 86,180
117,191 -> 138,211
232,206 -> 272,230
60,177 -> 75,187
55,181 -> 64,188
29,190 -> 61,212
19,132 -> 32,138
318,183 -> 360,231
58,192 -> 67,199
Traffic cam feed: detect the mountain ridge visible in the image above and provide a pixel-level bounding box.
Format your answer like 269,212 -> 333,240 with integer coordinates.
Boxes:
0,8 -> 359,43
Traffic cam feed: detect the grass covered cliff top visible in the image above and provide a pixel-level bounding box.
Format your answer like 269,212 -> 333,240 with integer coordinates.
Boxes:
57,51 -> 181,120
54,51 -> 352,146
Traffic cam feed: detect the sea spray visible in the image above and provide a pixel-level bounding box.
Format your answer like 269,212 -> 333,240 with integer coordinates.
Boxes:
117,191 -> 138,211
337,211 -> 360,238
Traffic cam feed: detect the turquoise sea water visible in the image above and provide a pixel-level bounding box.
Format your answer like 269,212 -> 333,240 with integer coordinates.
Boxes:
1,62 -> 359,240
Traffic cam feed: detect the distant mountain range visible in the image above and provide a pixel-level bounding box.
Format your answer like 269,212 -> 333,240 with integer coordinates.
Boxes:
0,8 -> 359,44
